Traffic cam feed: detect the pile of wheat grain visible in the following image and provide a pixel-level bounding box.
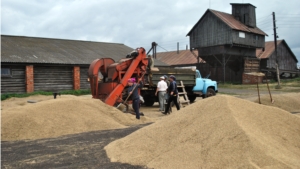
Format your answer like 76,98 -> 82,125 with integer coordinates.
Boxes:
1,96 -> 152,141
105,95 -> 300,169
255,93 -> 300,114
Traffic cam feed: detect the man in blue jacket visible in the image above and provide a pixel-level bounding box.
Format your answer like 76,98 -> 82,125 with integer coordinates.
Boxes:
127,78 -> 143,119
163,75 -> 180,114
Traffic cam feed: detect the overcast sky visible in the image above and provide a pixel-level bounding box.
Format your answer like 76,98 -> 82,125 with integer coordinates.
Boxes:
2,0 -> 300,63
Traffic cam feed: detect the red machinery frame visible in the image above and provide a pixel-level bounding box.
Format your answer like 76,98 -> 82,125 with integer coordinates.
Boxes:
88,47 -> 148,106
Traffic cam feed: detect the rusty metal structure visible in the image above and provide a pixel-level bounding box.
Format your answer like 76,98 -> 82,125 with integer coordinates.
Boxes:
88,47 -> 148,106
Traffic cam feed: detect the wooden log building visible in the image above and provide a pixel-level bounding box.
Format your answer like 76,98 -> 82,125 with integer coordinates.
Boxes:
187,3 -> 268,84
256,40 -> 299,78
1,35 -> 168,94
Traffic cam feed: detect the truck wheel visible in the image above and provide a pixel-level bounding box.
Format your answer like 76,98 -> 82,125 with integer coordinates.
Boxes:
205,88 -> 216,98
144,96 -> 155,106
188,95 -> 197,103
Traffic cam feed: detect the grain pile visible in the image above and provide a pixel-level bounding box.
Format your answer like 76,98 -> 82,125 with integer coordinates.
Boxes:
105,95 -> 300,169
255,93 -> 300,113
1,96 -> 152,141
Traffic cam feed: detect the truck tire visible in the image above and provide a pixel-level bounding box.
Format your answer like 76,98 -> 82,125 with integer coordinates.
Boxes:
144,96 -> 155,106
188,95 -> 197,103
205,88 -> 216,98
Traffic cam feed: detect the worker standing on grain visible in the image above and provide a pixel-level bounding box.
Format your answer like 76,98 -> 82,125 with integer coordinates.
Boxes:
128,78 -> 143,119
155,76 -> 168,112
163,75 -> 180,114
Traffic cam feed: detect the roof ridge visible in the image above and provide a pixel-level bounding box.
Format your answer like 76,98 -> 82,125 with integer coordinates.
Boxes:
1,34 -> 124,45
156,50 -> 191,54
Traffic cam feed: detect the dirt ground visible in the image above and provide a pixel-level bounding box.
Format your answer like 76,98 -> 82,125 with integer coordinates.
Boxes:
1,124 -> 149,169
1,88 -> 299,168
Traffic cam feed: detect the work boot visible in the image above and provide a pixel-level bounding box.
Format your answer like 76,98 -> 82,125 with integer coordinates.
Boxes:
161,111 -> 167,115
140,112 -> 144,116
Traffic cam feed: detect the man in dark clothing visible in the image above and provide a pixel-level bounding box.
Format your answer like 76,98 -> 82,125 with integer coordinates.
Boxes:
163,75 -> 180,114
127,78 -> 143,119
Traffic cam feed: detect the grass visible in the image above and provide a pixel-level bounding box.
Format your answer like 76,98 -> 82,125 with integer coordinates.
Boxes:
218,77 -> 300,90
1,89 -> 91,101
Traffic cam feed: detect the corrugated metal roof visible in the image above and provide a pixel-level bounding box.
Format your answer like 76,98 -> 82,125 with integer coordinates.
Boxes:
256,40 -> 281,59
156,50 -> 204,65
1,35 -> 168,66
256,40 -> 298,62
187,9 -> 267,36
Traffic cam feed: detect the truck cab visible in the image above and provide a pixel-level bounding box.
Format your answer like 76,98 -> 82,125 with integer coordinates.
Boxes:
192,70 -> 218,99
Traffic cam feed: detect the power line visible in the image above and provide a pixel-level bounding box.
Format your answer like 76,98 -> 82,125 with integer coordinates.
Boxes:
157,45 -> 169,52
257,14 -> 272,21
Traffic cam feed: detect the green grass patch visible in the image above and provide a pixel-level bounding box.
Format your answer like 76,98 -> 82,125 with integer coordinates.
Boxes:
218,77 -> 300,90
1,89 -> 91,101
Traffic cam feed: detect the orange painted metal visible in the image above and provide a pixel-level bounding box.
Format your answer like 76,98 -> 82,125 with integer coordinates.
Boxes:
88,58 -> 115,98
88,47 -> 148,106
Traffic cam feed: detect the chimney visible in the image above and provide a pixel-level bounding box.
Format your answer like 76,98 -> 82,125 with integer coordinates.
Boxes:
230,3 -> 257,27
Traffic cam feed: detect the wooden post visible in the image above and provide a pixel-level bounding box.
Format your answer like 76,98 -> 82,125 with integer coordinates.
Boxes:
223,54 -> 226,84
273,12 -> 281,89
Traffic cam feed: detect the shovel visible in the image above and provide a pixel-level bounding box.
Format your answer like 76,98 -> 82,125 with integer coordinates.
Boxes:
116,72 -> 146,111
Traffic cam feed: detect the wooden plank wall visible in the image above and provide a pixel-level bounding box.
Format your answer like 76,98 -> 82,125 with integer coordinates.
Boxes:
231,5 -> 256,27
1,66 -> 26,94
80,67 -> 90,89
34,66 -> 73,92
232,31 -> 265,48
244,58 -> 260,72
266,42 -> 298,71
189,12 -> 232,49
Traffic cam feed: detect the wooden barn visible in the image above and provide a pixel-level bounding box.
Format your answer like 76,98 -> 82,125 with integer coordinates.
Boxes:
256,40 -> 299,78
156,50 -> 247,81
1,35 -> 168,94
187,3 -> 267,84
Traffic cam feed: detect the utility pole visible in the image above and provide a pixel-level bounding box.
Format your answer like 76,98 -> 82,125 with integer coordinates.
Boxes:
272,12 -> 281,89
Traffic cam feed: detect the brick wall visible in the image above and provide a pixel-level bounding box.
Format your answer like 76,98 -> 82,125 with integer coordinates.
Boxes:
242,73 -> 263,84
26,65 -> 34,93
73,66 -> 80,90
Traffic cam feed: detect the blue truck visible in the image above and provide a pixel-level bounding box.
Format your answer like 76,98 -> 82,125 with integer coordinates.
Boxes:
141,66 -> 218,106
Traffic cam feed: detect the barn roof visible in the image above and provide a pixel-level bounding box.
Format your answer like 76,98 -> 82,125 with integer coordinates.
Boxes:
156,50 -> 204,65
1,35 -> 168,66
256,40 -> 298,62
187,9 -> 267,36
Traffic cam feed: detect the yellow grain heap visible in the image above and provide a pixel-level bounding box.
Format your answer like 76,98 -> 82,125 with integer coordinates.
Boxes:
1,96 -> 152,141
255,93 -> 300,113
105,95 -> 300,169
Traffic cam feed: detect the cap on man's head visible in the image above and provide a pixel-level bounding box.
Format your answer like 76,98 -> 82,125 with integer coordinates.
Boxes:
169,75 -> 176,80
160,76 -> 165,79
127,78 -> 134,83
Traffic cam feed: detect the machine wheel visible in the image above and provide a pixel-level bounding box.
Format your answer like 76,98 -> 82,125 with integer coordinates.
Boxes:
188,95 -> 197,103
144,95 -> 155,106
205,88 -> 216,98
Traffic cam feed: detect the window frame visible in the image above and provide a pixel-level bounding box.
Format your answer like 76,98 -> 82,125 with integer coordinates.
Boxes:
239,32 -> 245,38
1,67 -> 12,77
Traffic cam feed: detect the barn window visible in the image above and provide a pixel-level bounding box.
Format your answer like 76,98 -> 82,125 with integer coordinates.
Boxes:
1,68 -> 11,77
239,32 -> 245,38
253,35 -> 259,40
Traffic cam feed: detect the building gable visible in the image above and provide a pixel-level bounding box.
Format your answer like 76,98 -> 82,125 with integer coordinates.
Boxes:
188,10 -> 232,49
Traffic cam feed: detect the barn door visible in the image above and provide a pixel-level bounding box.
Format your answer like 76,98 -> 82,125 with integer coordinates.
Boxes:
34,66 -> 73,92
80,67 -> 90,89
